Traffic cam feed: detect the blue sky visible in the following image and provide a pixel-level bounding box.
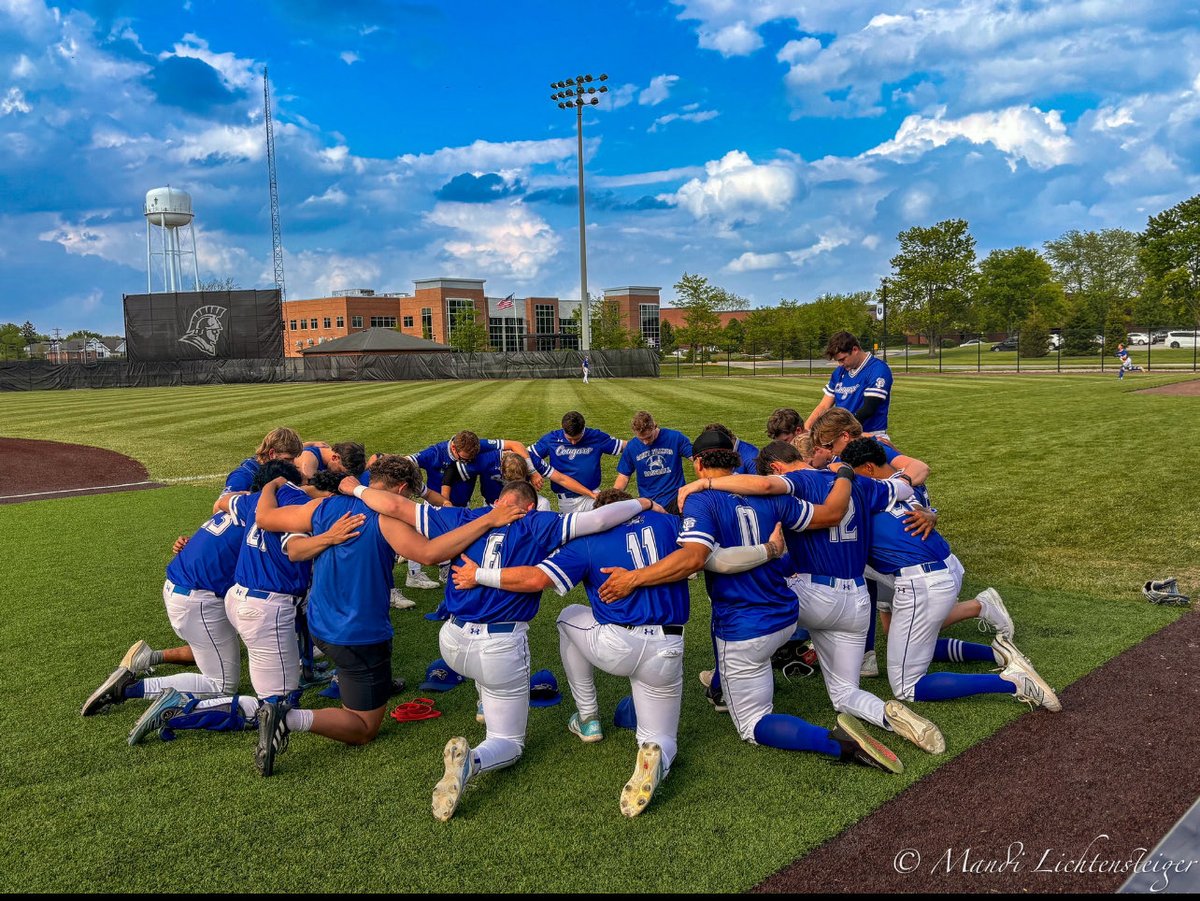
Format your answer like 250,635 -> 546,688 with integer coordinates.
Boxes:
2,0 -> 1198,334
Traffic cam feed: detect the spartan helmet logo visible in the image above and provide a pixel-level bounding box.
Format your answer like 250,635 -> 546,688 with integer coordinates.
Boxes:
178,305 -> 227,356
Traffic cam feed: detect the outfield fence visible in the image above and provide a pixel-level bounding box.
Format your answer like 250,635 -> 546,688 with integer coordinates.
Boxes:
0,348 -> 658,391
661,325 -> 1200,377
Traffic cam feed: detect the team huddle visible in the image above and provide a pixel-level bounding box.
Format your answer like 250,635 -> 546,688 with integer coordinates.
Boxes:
81,331 -> 1060,821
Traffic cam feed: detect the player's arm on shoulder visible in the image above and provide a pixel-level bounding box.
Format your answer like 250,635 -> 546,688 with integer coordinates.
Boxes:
891,454 -> 929,486
339,475 -> 419,524
599,540 -> 708,603
804,392 -> 835,431
458,555 -> 552,593
380,504 -> 524,565
284,511 -> 366,561
708,473 -> 790,496
611,472 -> 631,492
806,465 -> 854,528
213,490 -> 247,515
571,497 -> 650,537
256,482 -> 321,534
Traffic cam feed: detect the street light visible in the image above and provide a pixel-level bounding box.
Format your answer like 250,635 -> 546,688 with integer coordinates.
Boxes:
549,71 -> 609,351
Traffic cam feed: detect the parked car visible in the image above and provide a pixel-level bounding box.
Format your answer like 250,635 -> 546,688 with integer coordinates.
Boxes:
1128,333 -> 1149,345
990,336 -> 1019,351
959,338 -> 985,347
1165,330 -> 1200,349
1049,333 -> 1063,349
1151,329 -> 1169,344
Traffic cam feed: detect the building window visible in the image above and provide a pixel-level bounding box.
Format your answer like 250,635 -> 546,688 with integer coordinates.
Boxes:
640,304 -> 660,348
310,318 -> 318,329
535,304 -> 556,335
323,317 -> 331,329
489,316 -> 527,352
559,318 -> 580,350
299,320 -> 307,330
352,316 -> 363,328
336,316 -> 344,328
403,316 -> 415,329
421,308 -> 433,340
370,316 -> 398,328
296,340 -> 303,349
289,319 -> 297,330
447,298 -> 475,343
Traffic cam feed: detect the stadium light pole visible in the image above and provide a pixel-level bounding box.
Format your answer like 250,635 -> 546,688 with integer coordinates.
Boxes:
550,72 -> 608,351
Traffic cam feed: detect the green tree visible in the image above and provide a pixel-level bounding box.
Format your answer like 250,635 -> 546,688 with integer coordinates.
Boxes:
1043,228 -> 1141,325
658,319 -> 677,354
1139,194 -> 1200,329
975,247 -> 1065,332
1018,309 -> 1051,358
448,307 -> 490,353
0,323 -> 28,359
576,298 -> 637,350
66,329 -> 103,341
20,321 -> 41,346
672,272 -> 743,362
1060,300 -> 1099,356
1102,304 -> 1128,357
721,318 -> 745,353
887,219 -> 977,355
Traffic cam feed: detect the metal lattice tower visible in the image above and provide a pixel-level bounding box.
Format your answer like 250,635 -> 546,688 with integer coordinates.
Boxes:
264,67 -> 286,300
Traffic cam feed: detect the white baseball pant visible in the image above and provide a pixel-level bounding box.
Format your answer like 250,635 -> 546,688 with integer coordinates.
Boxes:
790,575 -> 889,728
864,564 -> 895,612
715,623 -> 797,742
556,493 -> 595,515
556,604 -> 684,769
224,583 -> 301,699
887,555 -> 964,701
439,619 -> 531,774
146,580 -> 241,696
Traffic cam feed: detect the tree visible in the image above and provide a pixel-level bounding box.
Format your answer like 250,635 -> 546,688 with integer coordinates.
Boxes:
66,329 -> 103,341
721,318 -> 745,353
887,219 -> 977,355
672,272 -> 743,362
658,319 -> 677,355
0,323 -> 28,360
199,277 -> 239,292
1060,300 -> 1099,356
1103,303 -> 1128,357
974,247 -> 1065,332
1018,309 -> 1051,358
448,307 -> 490,353
1139,194 -> 1200,329
20,321 -> 40,346
1043,228 -> 1141,325
574,298 -> 638,349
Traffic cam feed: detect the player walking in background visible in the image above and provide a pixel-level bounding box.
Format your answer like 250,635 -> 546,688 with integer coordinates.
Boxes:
613,411 -> 693,514
528,412 -> 625,514
804,332 -> 894,439
221,427 -> 303,495
582,355 -> 590,383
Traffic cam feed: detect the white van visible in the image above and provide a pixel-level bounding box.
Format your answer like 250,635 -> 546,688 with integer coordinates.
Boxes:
1165,331 -> 1199,349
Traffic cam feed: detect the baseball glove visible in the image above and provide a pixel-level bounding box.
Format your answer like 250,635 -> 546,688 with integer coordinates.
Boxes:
1143,578 -> 1191,607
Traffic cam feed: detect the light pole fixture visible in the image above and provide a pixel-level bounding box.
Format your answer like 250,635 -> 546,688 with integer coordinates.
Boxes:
549,71 -> 608,351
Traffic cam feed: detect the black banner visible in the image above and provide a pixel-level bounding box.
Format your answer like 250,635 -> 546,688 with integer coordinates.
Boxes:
123,289 -> 283,362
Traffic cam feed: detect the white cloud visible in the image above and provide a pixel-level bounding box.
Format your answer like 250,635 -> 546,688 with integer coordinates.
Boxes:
726,251 -> 788,272
639,74 -> 679,106
865,106 -> 1073,171
649,109 -> 719,132
725,230 -> 851,272
398,138 -> 578,175
698,21 -> 763,56
303,186 -> 349,206
1,87 -> 31,114
340,51 -> 360,65
167,124 -> 263,163
160,33 -> 258,91
594,166 -> 706,188
662,150 -> 798,220
289,250 -> 383,299
609,83 -> 637,109
425,202 -> 561,280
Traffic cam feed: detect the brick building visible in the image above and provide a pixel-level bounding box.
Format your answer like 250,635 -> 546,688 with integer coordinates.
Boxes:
281,279 -> 662,357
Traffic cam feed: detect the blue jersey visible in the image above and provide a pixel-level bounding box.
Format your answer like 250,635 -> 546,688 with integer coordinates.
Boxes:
734,438 -> 760,475
300,444 -> 327,473
782,470 -> 901,579
307,496 -> 397,646
416,506 -> 577,623
407,438 -> 499,504
680,490 -> 814,641
458,448 -> 508,504
867,487 -> 951,575
166,511 -> 246,597
616,428 -> 693,508
1117,347 -> 1130,362
529,428 -> 624,497
538,511 -> 688,627
223,457 -> 259,494
824,353 -> 893,433
229,483 -> 313,596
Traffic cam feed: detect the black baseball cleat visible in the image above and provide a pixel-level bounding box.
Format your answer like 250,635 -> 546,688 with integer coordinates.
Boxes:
390,677 -> 407,696
255,700 -> 291,777
81,667 -> 135,716
831,714 -> 904,774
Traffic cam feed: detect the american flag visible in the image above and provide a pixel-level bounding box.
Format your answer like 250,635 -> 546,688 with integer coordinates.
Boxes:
497,293 -> 515,310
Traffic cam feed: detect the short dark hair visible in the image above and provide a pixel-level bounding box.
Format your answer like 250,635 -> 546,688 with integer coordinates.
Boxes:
841,437 -> 888,469
308,470 -> 344,495
766,408 -> 802,440
593,488 -> 633,508
703,422 -> 736,440
331,441 -> 366,476
452,430 -> 481,461
562,411 -> 585,437
696,448 -> 741,471
252,459 -> 302,491
498,479 -> 538,508
824,331 -> 861,359
368,454 -> 420,491
756,440 -> 801,475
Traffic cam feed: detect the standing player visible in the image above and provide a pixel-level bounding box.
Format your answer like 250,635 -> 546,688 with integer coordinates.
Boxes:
804,332 -> 893,439
840,438 -> 1060,710
598,431 -> 907,772
613,411 -> 693,514
246,458 -> 524,775
582,355 -> 590,384
528,411 -> 625,513
221,427 -> 303,495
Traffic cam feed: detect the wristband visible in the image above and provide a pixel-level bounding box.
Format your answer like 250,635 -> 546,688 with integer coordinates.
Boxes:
475,567 -> 502,589
895,472 -> 914,487
353,485 -> 367,499
835,465 -> 854,482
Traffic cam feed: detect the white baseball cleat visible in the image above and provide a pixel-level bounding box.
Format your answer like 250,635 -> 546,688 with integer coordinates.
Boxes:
620,742 -> 664,818
990,633 -> 1028,669
432,737 -> 474,822
475,701 -> 485,724
999,654 -> 1061,712
884,700 -> 946,754
120,640 -> 156,675
406,569 -> 440,590
860,650 -> 879,678
976,588 -> 1015,639
389,589 -> 416,610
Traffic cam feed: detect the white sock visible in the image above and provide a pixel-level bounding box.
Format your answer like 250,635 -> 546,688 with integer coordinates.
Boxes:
285,708 -> 315,732
236,696 -> 261,718
142,673 -> 223,696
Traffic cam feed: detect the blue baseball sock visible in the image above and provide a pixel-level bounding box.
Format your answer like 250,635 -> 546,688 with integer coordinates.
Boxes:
124,681 -> 146,699
934,638 -> 995,663
865,580 -> 879,652
753,714 -> 842,757
914,672 -> 1014,701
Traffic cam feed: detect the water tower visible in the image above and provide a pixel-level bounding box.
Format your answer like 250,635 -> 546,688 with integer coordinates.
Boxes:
144,187 -> 200,293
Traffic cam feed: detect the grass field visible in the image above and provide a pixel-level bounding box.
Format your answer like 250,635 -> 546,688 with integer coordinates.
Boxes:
2,373 -> 1197,892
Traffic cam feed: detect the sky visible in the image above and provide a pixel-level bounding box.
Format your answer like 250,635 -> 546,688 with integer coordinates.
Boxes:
1,0 -> 1198,335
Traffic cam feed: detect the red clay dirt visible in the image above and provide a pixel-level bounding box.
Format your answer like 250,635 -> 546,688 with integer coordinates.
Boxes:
753,608 -> 1200,894
0,437 -> 162,504
1137,378 -> 1200,396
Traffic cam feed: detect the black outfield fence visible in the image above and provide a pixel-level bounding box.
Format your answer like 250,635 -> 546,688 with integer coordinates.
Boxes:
0,349 -> 658,391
